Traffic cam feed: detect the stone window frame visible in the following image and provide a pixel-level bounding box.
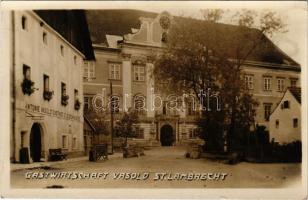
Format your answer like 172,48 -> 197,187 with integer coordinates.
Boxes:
277,77 -> 285,92
133,65 -> 146,82
72,136 -> 77,150
61,134 -> 69,150
43,74 -> 50,92
83,61 -> 96,81
244,74 -> 254,90
83,95 -> 93,111
263,103 -> 272,121
263,76 -> 272,91
108,62 -> 121,80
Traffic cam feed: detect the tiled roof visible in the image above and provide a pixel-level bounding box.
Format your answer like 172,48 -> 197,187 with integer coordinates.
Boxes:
289,87 -> 301,104
86,9 -> 300,68
34,10 -> 95,60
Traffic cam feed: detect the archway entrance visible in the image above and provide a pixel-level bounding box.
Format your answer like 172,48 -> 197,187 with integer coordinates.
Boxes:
30,123 -> 42,162
160,125 -> 174,146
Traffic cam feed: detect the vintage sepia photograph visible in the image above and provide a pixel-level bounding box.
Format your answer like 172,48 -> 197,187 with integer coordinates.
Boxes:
0,1 -> 307,199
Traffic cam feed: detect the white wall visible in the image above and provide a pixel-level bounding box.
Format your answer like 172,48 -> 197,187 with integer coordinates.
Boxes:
13,11 -> 85,161
269,90 -> 301,144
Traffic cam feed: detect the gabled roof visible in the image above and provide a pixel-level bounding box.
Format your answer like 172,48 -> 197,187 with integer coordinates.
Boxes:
270,87 -> 301,116
289,87 -> 301,104
86,9 -> 156,45
85,9 -> 300,69
34,10 -> 95,60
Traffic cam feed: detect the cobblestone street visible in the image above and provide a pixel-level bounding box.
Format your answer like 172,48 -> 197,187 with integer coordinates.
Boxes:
11,146 -> 301,188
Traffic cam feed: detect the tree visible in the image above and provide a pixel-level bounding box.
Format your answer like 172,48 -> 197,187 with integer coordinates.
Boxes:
114,109 -> 140,147
154,9 -> 285,152
84,108 -> 109,144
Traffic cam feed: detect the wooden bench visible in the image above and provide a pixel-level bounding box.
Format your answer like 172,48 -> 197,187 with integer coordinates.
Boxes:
89,144 -> 108,162
48,148 -> 68,161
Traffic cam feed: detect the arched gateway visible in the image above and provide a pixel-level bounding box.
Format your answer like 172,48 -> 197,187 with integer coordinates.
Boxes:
160,124 -> 174,146
29,123 -> 42,162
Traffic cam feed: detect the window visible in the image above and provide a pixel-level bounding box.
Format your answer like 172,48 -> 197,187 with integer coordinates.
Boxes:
84,61 -> 95,80
42,31 -> 47,44
275,120 -> 279,129
21,16 -> 27,30
60,45 -> 64,56
293,118 -> 298,128
62,135 -> 68,149
72,137 -> 77,149
61,82 -> 66,96
290,79 -> 297,88
163,103 -> 167,115
43,75 -> 53,101
188,128 -> 200,139
43,74 -> 49,92
74,89 -> 78,101
277,78 -> 285,92
84,96 -> 93,111
109,63 -> 121,80
110,95 -> 120,113
61,82 -> 69,105
134,95 -> 146,114
244,75 -> 254,90
74,56 -> 77,65
74,89 -> 78,100
134,65 -> 145,81
23,64 -> 31,80
283,100 -> 290,109
134,127 -> 144,139
263,77 -> 271,91
264,103 -> 272,121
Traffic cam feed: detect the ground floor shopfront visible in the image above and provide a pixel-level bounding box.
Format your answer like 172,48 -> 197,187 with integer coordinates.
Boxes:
11,103 -> 84,163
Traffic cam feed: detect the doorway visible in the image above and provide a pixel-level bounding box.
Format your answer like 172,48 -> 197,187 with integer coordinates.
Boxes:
30,123 -> 42,162
160,124 -> 174,146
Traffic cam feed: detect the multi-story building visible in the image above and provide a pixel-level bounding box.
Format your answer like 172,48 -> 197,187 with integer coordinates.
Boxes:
84,10 -> 300,146
4,10 -> 94,163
